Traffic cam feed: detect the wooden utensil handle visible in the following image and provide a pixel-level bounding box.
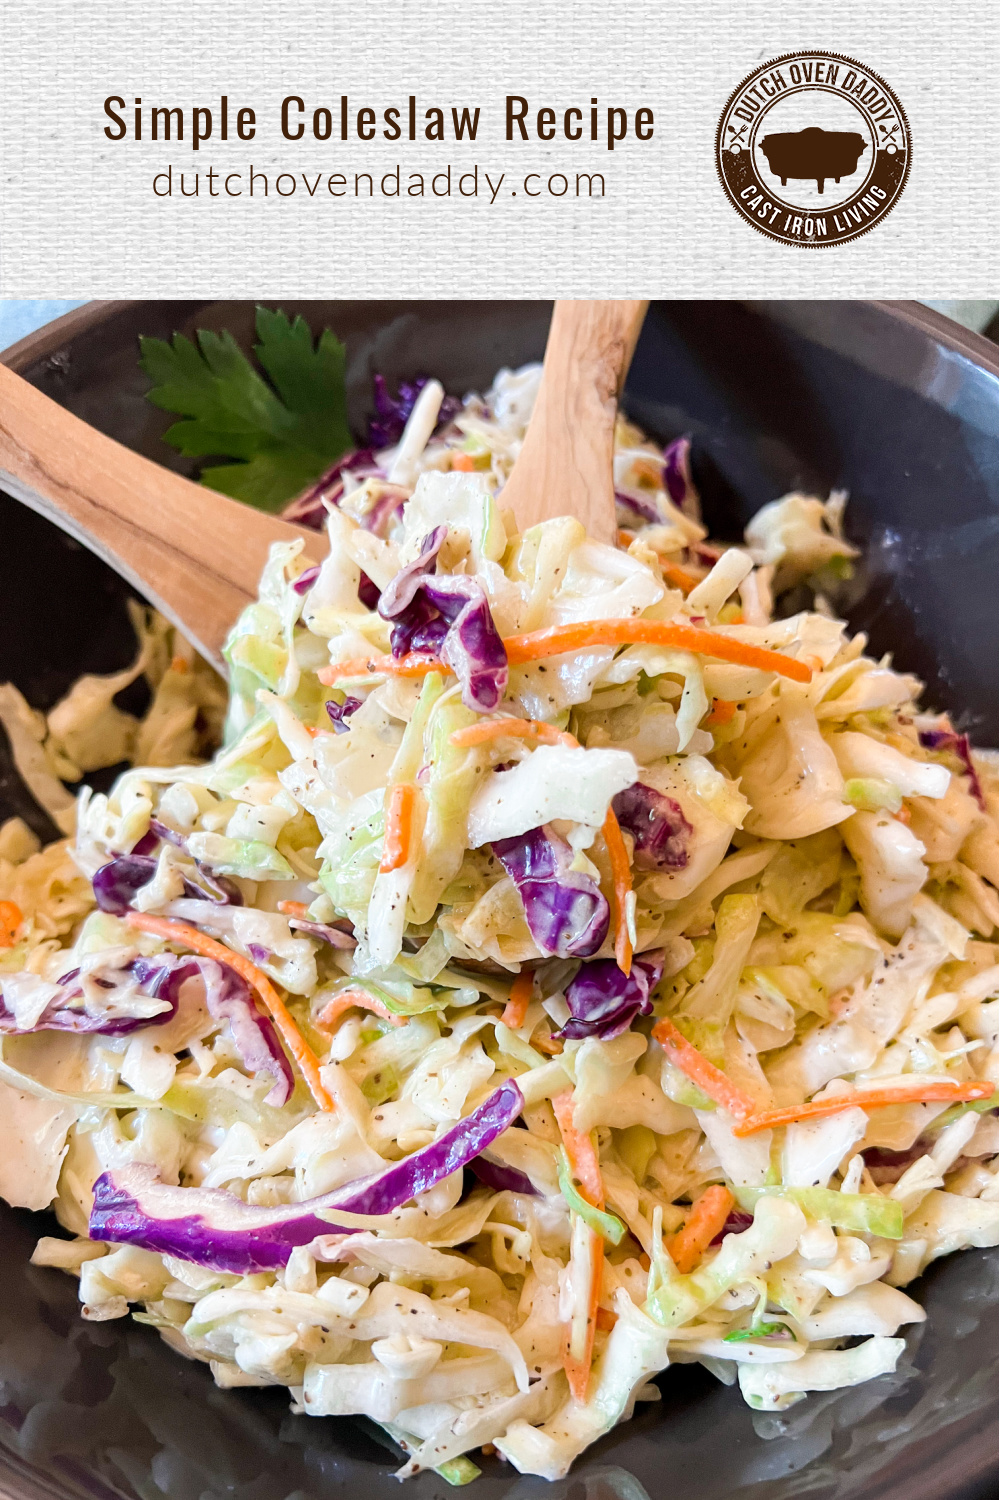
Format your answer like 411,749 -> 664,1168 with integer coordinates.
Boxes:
0,362 -> 322,668
504,299 -> 648,543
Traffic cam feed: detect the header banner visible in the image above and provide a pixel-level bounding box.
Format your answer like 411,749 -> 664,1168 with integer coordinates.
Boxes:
1,0 -> 994,296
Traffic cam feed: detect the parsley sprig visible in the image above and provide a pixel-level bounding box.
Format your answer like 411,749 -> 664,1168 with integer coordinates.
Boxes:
140,306 -> 353,512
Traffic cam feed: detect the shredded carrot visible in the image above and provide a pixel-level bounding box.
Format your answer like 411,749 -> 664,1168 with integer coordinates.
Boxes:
893,805 -> 912,826
602,806 -> 633,977
659,560 -> 702,594
553,1090 -> 606,1401
451,451 -> 476,472
0,900 -> 23,948
668,1185 -> 735,1273
732,1078 -> 995,1137
323,621 -> 812,689
124,912 -> 334,1111
703,698 -> 736,728
380,782 -> 416,874
504,621 -> 812,683
553,1090 -> 605,1206
318,653 -> 442,686
595,1306 -> 618,1332
449,717 -> 576,749
315,989 -> 406,1030
652,1017 -> 756,1119
276,901 -> 310,918
170,655 -> 189,674
502,969 -> 535,1029
532,1033 -> 564,1056
616,529 -> 637,549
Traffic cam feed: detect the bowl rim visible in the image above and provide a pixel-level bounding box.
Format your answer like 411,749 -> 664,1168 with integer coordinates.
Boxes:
1,297 -> 997,378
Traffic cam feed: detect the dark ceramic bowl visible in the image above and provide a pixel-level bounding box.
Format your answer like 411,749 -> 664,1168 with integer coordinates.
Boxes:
0,301 -> 996,1500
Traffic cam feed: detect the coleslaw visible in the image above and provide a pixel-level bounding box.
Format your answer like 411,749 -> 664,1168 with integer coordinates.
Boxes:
1,360 -> 996,1485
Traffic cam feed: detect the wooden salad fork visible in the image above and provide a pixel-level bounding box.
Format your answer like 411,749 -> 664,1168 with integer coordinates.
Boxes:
0,300 -> 648,667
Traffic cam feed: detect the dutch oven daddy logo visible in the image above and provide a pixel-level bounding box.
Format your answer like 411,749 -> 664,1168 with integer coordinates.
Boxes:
716,52 -> 910,246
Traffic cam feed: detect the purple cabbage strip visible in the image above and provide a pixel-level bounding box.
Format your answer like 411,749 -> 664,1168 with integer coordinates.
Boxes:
711,1209 -> 754,1245
93,857 -> 165,917
247,943 -> 273,966
470,1152 -> 539,1197
148,821 -> 243,905
615,491 -> 663,527
612,784 -> 692,871
379,529 -> 508,712
358,570 -> 382,609
325,696 -> 362,734
663,435 -> 699,517
918,728 -> 986,811
369,375 -> 462,450
293,564 -> 321,596
287,917 -> 357,950
558,951 -> 665,1041
0,957 -> 178,1036
379,526 -> 447,623
135,954 -> 293,1106
492,826 -> 609,960
281,449 -> 382,531
89,1079 -> 524,1272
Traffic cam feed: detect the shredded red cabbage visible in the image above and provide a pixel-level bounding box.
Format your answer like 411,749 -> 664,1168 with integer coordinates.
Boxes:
615,491 -> 663,527
379,529 -> 508,711
469,1152 -> 539,1197
281,449 -> 382,530
135,954 -> 293,1105
710,1209 -> 754,1245
89,1079 -> 524,1271
369,375 -> 462,450
918,728 -> 986,810
612,784 -> 692,871
558,951 -> 665,1040
325,696 -> 362,734
287,917 -> 357,949
0,957 -> 178,1035
492,826 -> 609,959
663,435 -> 699,517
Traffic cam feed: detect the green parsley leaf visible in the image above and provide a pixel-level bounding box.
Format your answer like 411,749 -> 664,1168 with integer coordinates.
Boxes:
140,305 -> 354,512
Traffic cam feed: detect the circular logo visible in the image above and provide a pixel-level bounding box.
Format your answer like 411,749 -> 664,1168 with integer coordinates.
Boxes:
716,52 -> 910,246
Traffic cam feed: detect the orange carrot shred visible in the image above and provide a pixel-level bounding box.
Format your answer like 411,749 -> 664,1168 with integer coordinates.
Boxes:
380,782 -> 416,874
703,698 -> 736,728
504,621 -> 812,683
732,1079 -> 995,1137
124,912 -> 334,1112
659,561 -> 702,594
315,989 -> 407,1030
595,1306 -> 618,1333
553,1089 -> 606,1403
652,1017 -> 756,1119
449,717 -> 577,749
318,653 -> 442,686
602,806 -> 633,977
0,900 -> 23,948
668,1185 -> 734,1273
532,1033 -> 564,1056
502,969 -> 534,1029
616,529 -> 637,549
170,655 -> 189,674
277,901 -> 310,918
552,1090 -> 605,1207
451,451 -> 476,472
323,621 -> 812,688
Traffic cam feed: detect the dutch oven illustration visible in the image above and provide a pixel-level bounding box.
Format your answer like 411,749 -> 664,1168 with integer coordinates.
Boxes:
758,126 -> 867,192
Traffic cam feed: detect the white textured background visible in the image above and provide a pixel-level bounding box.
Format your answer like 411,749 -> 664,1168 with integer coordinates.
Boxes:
1,0 -> 996,297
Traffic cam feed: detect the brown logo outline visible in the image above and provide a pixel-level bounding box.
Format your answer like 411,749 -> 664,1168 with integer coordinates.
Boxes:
715,51 -> 911,248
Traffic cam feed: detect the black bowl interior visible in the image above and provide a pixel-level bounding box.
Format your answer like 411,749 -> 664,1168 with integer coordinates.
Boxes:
0,301 -> 996,1500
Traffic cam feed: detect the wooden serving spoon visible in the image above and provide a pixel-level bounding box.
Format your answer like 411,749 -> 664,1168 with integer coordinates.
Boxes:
501,299 -> 649,545
0,359 -> 321,670
0,300 -> 647,669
